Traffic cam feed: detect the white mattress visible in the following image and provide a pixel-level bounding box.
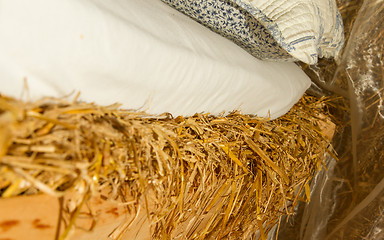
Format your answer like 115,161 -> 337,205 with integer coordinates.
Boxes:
0,0 -> 311,119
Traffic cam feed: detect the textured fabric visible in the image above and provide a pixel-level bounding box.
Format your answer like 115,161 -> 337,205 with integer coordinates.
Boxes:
0,0 -> 311,119
162,0 -> 344,64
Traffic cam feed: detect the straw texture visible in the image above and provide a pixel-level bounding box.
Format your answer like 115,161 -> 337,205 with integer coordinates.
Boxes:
0,94 -> 335,239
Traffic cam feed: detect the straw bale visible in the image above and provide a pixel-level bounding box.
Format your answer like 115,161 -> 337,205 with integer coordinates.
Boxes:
0,93 -> 335,239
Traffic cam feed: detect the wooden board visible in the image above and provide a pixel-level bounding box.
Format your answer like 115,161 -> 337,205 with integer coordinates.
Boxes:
0,191 -> 151,240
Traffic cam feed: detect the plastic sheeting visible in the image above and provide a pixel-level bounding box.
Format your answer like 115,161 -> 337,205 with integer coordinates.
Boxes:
276,0 -> 384,239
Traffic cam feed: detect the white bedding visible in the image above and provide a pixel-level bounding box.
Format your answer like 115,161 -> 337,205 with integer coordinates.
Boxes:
0,0 -> 311,119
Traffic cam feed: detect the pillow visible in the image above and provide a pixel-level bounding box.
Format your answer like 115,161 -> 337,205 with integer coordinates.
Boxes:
162,0 -> 344,64
0,0 -> 311,119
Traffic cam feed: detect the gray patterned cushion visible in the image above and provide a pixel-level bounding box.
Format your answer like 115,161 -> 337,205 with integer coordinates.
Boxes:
161,0 -> 344,64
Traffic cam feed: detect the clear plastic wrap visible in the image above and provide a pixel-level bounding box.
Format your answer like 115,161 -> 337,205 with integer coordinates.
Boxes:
277,0 -> 384,239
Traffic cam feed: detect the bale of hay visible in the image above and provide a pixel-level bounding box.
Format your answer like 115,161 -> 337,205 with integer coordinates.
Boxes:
0,93 -> 336,239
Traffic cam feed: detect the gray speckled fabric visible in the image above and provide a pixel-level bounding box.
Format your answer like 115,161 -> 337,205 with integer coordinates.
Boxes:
161,0 -> 344,64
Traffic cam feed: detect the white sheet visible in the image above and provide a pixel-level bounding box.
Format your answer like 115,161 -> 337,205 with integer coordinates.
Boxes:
0,0 -> 311,119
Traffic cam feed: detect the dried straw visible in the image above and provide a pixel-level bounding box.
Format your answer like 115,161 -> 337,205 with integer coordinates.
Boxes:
0,94 -> 335,239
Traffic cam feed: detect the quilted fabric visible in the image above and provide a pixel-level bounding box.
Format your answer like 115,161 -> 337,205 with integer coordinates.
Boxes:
162,0 -> 344,64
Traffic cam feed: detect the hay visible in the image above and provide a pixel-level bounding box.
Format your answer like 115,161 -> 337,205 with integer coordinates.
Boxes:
0,93 -> 335,239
